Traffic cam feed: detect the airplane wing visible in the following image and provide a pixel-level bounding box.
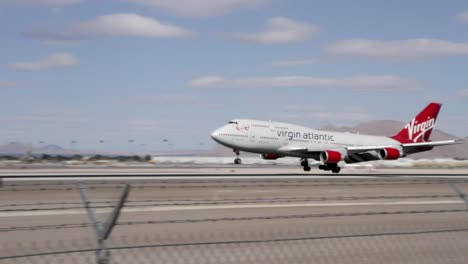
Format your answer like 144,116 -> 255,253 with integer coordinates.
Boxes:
347,139 -> 466,152
277,145 -> 311,154
276,145 -> 327,158
400,138 -> 467,155
401,139 -> 467,148
346,145 -> 400,153
277,145 -> 380,163
347,138 -> 467,157
277,138 -> 467,162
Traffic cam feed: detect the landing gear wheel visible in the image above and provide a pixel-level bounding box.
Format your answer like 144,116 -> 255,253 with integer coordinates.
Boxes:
319,164 -> 341,173
300,158 -> 310,172
233,149 -> 241,165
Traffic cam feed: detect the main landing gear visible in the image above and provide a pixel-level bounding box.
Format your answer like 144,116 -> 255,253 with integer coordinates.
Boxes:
233,149 -> 241,164
301,158 -> 311,172
318,163 -> 341,173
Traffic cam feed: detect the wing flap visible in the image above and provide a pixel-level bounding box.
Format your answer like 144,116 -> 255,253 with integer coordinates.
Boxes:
347,145 -> 399,154
277,145 -> 309,153
402,139 -> 466,148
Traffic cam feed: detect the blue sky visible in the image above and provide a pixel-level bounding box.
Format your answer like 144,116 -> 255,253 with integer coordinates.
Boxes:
1,0 -> 468,153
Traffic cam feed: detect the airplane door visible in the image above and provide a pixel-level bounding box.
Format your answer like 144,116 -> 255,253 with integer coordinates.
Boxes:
248,124 -> 255,143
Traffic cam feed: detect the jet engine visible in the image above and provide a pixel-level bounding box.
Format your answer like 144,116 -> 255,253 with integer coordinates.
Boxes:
262,154 -> 281,160
378,147 -> 402,160
320,150 -> 344,163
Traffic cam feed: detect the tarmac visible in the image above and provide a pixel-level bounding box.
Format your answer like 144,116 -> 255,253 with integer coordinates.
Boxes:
1,167 -> 468,263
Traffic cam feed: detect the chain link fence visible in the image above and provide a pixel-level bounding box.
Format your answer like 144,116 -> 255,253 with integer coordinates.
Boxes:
2,225 -> 468,264
1,177 -> 468,263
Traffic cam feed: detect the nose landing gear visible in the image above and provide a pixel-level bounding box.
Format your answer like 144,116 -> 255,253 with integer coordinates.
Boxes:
233,149 -> 241,164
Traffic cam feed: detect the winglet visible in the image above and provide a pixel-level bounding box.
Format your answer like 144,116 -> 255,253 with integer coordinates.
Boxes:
456,137 -> 468,143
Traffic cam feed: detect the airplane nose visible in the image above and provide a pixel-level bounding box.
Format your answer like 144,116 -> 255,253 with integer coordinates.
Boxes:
210,129 -> 220,140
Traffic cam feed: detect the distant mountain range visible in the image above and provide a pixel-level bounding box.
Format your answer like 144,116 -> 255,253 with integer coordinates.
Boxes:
0,143 -> 79,156
1,120 -> 466,159
203,120 -> 468,159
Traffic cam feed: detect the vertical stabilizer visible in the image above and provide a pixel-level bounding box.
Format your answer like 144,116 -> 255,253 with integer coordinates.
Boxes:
391,102 -> 441,143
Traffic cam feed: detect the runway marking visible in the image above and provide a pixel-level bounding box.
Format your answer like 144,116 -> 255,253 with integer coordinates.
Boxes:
0,200 -> 462,217
2,176 -> 377,181
4,175 -> 468,182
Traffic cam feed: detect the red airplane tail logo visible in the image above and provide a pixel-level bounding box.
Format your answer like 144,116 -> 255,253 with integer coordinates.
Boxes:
391,102 -> 441,143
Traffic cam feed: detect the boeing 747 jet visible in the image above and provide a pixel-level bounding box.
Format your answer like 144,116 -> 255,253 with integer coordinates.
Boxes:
210,102 -> 466,173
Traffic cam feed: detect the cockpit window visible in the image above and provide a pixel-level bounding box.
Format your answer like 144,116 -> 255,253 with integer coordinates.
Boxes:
228,121 -> 238,124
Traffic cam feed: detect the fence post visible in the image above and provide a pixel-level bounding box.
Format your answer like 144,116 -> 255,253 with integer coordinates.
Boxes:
79,183 -> 130,264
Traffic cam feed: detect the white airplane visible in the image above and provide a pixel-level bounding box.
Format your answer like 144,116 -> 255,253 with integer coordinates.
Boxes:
210,102 -> 467,173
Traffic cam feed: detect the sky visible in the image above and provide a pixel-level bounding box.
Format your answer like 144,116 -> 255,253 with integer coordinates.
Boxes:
1,0 -> 468,153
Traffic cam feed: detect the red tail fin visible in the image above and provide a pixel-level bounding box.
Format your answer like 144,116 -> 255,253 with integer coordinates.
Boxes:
391,102 -> 441,143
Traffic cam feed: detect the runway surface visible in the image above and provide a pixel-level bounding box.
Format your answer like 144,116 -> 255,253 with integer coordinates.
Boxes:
1,167 -> 468,263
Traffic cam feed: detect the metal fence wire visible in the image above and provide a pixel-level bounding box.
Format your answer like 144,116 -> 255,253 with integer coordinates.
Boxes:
1,179 -> 468,264
1,226 -> 468,264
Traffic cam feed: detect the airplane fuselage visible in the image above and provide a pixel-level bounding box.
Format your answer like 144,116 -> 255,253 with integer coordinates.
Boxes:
211,119 -> 399,161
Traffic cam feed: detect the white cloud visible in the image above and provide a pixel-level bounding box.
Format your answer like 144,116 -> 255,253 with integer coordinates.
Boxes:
284,104 -> 322,112
28,13 -> 192,43
128,119 -> 160,131
73,13 -> 192,38
272,58 -> 317,66
0,0 -> 81,6
459,89 -> 468,97
189,76 -> 225,87
25,29 -> 83,45
456,10 -> 468,22
310,112 -> 371,122
124,0 -> 267,18
0,80 -> 16,88
277,110 -> 372,127
282,105 -> 371,122
9,53 -> 79,71
232,17 -> 319,44
325,39 -> 468,58
16,115 -> 86,123
189,75 -> 420,91
132,94 -> 198,104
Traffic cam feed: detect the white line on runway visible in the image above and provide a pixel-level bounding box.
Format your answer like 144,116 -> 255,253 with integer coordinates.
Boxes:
4,175 -> 468,182
0,200 -> 462,217
2,176 -> 374,181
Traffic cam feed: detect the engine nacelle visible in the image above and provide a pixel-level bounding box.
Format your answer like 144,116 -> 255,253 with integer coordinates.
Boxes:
320,150 -> 344,164
262,154 -> 281,160
378,147 -> 402,160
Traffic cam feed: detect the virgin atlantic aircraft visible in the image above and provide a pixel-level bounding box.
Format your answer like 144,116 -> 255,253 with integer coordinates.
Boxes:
210,102 -> 466,173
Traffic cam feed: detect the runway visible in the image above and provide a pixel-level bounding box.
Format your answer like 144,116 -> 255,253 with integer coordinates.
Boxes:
2,166 -> 468,177
1,167 -> 468,263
